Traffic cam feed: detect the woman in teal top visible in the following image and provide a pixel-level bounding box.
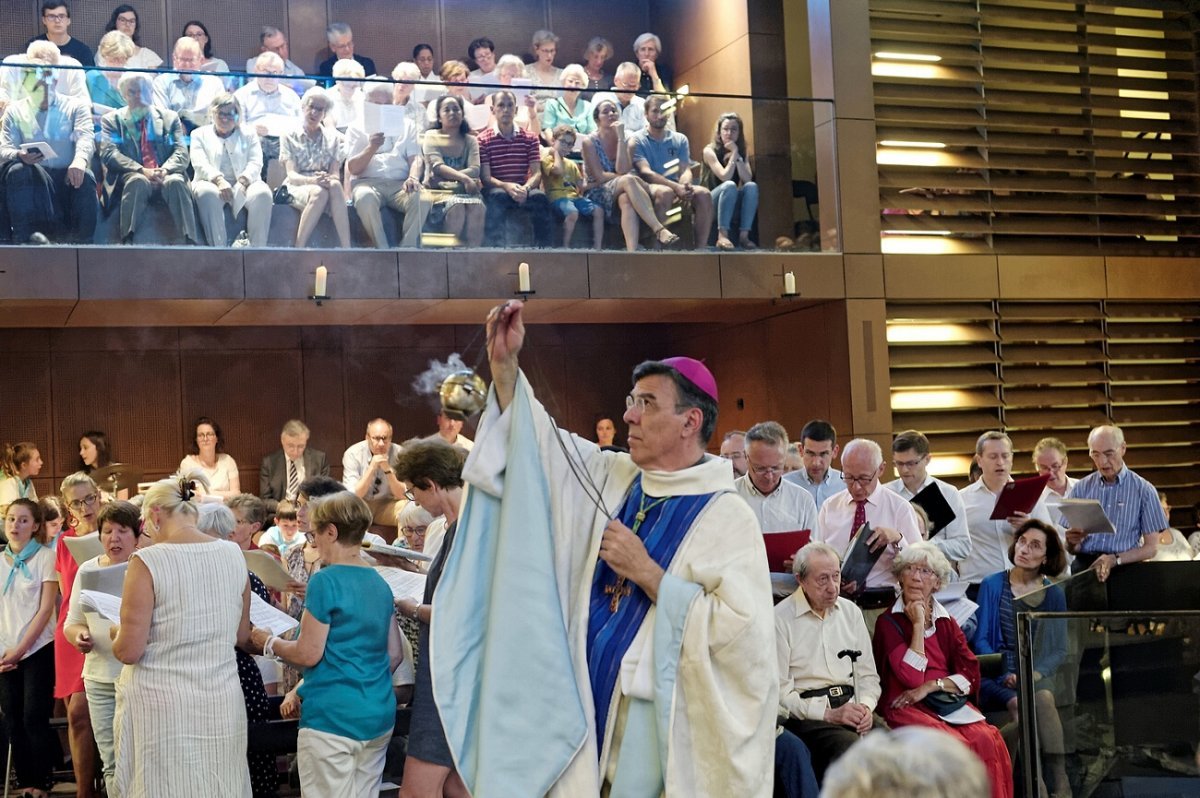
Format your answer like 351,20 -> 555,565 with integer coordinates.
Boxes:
251,491 -> 404,797
88,31 -> 135,126
541,64 -> 596,143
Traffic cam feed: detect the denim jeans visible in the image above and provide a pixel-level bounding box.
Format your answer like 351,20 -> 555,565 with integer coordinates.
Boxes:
711,179 -> 759,233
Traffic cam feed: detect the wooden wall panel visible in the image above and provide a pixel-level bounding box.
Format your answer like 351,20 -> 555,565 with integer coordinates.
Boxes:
299,347 -> 346,479
0,352 -> 54,497
180,350 -> 304,487
325,0 -> 442,75
667,300 -> 856,449
50,351 -> 184,479
167,0 -> 288,75
441,0 -> 544,68
342,346 -> 450,445
0,311 -> 851,488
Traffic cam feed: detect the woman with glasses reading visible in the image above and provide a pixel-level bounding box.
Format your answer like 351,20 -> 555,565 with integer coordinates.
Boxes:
873,542 -> 1013,798
56,472 -> 106,798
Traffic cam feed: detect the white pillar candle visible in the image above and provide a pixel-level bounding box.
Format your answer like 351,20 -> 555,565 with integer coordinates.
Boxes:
315,265 -> 328,296
518,262 -> 531,292
784,271 -> 796,295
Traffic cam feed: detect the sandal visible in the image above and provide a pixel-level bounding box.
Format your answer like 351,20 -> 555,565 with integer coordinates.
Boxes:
655,227 -> 680,247
739,237 -> 757,250
715,236 -> 735,250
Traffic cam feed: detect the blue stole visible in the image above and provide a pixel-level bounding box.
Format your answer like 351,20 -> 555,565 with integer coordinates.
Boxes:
586,477 -> 715,751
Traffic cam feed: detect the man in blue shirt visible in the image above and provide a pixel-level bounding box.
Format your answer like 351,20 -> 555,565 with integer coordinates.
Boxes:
784,420 -> 845,511
1064,424 -> 1167,581
630,94 -> 713,249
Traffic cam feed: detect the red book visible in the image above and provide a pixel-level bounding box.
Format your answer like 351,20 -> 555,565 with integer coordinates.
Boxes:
763,530 -> 812,573
988,473 -> 1051,520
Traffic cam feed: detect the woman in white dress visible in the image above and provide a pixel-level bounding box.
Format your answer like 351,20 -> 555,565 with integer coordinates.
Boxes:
111,473 -> 252,798
178,416 -> 241,499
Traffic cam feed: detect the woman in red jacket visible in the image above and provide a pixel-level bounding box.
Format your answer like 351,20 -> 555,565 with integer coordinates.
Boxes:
873,541 -> 1012,798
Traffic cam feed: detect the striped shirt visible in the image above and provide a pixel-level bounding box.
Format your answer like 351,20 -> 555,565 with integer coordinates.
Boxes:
1065,467 -> 1167,554
478,126 -> 539,184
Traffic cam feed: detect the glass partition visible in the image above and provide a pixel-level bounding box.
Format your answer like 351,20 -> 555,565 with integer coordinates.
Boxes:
1016,585 -> 1200,797
0,60 -> 837,253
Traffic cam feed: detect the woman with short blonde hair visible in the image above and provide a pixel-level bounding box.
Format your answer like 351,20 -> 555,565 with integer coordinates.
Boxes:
111,472 -> 253,796
251,491 -> 404,797
281,88 -> 352,248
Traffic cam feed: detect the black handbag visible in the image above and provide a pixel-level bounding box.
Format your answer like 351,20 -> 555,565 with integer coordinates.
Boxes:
884,612 -> 970,717
272,184 -> 291,205
922,689 -> 968,717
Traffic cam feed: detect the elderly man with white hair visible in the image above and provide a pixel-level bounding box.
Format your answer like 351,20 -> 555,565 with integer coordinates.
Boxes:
632,32 -> 671,97
346,80 -> 429,248
1,39 -> 87,103
233,50 -> 302,178
152,36 -> 223,131
234,51 -> 302,132
814,438 -> 923,608
776,541 -> 880,782
100,72 -> 200,245
1063,424 -> 1167,581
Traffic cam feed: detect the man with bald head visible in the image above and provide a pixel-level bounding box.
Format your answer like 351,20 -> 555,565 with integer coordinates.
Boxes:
346,81 -> 429,249
719,429 -> 747,478
343,418 -> 407,540
777,542 -> 880,780
152,36 -> 223,130
1064,424 -> 1167,581
814,438 -> 923,605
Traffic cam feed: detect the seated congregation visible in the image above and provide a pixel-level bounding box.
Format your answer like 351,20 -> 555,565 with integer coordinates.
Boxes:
3,384 -> 1194,796
0,5 -> 763,252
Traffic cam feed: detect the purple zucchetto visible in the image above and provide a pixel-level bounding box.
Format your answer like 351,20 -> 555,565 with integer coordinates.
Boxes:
660,357 -> 718,403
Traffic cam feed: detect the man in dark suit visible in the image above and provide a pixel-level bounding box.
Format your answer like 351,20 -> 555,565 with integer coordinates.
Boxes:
99,73 -> 199,245
316,22 -> 376,87
261,419 -> 329,501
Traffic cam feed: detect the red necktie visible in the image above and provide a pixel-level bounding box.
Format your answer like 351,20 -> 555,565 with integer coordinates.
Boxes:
850,499 -> 867,538
139,118 -> 159,169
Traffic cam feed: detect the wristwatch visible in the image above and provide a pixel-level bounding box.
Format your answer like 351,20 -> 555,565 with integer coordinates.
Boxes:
936,678 -> 945,691
1114,554 -> 1121,566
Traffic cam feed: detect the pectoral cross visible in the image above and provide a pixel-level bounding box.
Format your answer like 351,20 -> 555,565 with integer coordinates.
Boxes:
605,577 -> 632,612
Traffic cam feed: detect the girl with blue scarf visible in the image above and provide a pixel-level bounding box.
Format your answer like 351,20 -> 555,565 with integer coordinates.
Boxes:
0,497 -> 59,798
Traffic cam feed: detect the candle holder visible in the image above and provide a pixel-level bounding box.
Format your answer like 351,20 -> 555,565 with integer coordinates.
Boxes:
513,289 -> 536,301
779,270 -> 799,299
307,294 -> 330,306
